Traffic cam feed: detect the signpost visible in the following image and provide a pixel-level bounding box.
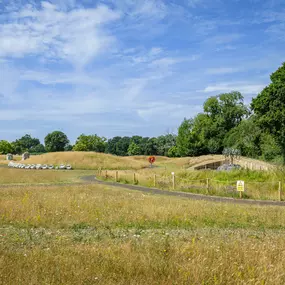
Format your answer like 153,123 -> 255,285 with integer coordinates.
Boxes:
237,180 -> 245,198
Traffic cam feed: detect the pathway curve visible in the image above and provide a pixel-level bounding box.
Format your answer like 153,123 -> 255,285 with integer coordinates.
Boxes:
81,176 -> 285,207
0,175 -> 284,207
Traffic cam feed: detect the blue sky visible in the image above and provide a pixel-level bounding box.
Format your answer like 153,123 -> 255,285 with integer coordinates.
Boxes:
0,0 -> 284,143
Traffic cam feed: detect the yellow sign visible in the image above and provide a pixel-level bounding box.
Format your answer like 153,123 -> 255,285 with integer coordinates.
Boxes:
237,180 -> 245,192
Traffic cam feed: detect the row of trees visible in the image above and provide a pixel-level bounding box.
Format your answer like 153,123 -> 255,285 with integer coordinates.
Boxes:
1,62 -> 284,163
176,62 -> 285,163
0,132 -> 177,157
0,132 -> 71,155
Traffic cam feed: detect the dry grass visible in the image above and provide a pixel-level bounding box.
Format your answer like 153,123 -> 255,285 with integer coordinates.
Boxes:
1,184 -> 285,284
24,152 -> 147,170
0,168 -> 94,184
0,155 -> 21,164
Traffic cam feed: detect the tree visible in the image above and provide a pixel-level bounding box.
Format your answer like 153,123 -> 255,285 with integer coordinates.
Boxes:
64,144 -> 73,151
176,118 -> 205,157
177,92 -> 249,157
44,131 -> 69,152
73,134 -> 106,152
127,142 -> 141,156
12,134 -> 41,154
202,91 -> 249,153
0,140 -> 14,154
143,137 -> 158,155
156,134 -> 177,156
106,136 -> 131,156
167,146 -> 179,157
30,144 -> 46,154
251,62 -> 285,164
260,133 -> 281,161
223,118 -> 262,158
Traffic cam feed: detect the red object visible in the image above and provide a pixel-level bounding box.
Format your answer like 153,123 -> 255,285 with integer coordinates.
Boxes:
148,156 -> 156,164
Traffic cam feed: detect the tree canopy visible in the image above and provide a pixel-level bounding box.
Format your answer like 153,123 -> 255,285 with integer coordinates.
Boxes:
44,131 -> 70,152
251,62 -> 285,163
73,134 -> 106,152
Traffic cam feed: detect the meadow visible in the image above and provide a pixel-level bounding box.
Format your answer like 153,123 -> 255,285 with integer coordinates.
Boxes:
1,183 -> 285,284
1,152 -> 285,284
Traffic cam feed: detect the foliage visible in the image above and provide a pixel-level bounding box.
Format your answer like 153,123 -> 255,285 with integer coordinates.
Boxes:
156,134 -> 177,156
223,118 -> 262,158
29,144 -> 46,154
73,134 -> 106,152
260,133 -> 281,161
12,134 -> 41,154
44,131 -> 70,152
167,146 -> 179,157
177,92 -> 249,157
106,136 -> 131,156
251,62 -> 285,163
0,140 -> 14,154
127,142 -> 141,156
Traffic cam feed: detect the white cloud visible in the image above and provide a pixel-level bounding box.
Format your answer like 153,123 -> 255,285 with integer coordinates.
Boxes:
0,3 -> 121,67
202,82 -> 265,94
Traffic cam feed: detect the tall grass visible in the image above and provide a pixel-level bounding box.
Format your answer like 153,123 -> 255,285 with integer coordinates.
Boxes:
2,184 -> 285,284
99,168 -> 284,201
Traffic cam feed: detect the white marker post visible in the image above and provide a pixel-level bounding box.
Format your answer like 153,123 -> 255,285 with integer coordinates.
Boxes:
171,172 -> 175,190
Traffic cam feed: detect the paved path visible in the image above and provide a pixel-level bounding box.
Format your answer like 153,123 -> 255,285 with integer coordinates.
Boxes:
1,175 -> 285,207
81,176 -> 285,207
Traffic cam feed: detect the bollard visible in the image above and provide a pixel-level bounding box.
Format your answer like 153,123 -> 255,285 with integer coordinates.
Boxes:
206,178 -> 209,194
115,171 -> 118,182
105,170 -> 108,179
171,172 -> 175,190
133,173 -> 136,184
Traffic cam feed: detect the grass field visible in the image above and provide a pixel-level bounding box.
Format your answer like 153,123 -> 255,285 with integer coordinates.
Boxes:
1,183 -> 285,284
0,168 -> 95,184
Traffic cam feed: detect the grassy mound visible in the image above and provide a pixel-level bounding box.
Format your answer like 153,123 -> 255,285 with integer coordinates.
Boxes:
24,152 -> 148,170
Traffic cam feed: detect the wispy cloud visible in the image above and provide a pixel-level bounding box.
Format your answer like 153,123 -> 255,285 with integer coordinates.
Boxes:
202,82 -> 265,94
0,2 -> 120,68
0,0 -> 284,140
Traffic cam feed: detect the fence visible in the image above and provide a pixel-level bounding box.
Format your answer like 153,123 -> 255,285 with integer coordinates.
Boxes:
96,169 -> 283,202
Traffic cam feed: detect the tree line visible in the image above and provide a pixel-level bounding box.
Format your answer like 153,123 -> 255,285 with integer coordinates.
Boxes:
1,62 -> 284,163
0,132 -> 177,157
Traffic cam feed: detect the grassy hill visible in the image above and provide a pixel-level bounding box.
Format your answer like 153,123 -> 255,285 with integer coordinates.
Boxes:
24,152 -> 148,170
1,152 -> 275,171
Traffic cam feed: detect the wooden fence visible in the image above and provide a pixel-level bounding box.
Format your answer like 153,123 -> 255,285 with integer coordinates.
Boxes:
96,169 -> 283,202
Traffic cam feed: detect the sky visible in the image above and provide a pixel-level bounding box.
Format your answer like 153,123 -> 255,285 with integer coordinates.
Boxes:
0,0 -> 284,143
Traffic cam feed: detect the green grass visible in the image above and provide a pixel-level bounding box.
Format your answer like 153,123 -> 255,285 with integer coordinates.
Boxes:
98,168 -> 285,201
